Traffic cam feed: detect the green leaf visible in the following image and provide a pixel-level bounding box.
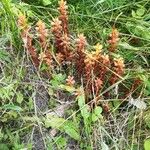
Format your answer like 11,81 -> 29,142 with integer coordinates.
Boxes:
16,92 -> 23,104
92,106 -> 102,122
2,104 -> 23,111
42,0 -> 51,6
144,139 -> 150,150
60,85 -> 76,93
144,113 -> 150,128
131,10 -> 137,18
136,8 -> 145,16
63,123 -> 80,141
77,94 -> 90,120
50,73 -> 66,87
94,106 -> 102,115
0,49 -> 10,62
0,144 -> 9,150
45,115 -> 65,129
55,137 -> 67,149
119,42 -> 139,51
45,115 -> 80,141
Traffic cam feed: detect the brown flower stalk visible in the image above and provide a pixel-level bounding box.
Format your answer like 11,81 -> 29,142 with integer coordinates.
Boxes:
60,33 -> 71,57
109,58 -> 125,85
38,50 -> 52,67
36,20 -> 48,49
36,20 -> 52,68
51,18 -> 63,53
18,15 -> 39,67
75,34 -> 87,79
108,27 -> 119,53
58,0 -> 69,35
125,78 -> 142,98
97,54 -> 110,80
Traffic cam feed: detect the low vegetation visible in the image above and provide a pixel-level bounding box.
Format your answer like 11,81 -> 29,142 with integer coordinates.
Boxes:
0,0 -> 150,149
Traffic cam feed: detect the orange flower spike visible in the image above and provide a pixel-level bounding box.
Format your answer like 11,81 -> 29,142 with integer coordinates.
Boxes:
95,78 -> 103,95
93,43 -> 103,55
36,20 -> 48,48
51,18 -> 63,52
51,18 -> 62,33
75,34 -> 87,79
58,0 -> 69,34
18,14 -> 29,41
18,14 -> 28,29
110,57 -> 125,85
66,76 -> 75,86
39,50 -> 52,67
39,52 -> 46,61
60,33 -> 70,56
56,52 -> 64,64
114,57 -> 125,74
76,34 -> 87,52
108,27 -> 120,52
18,15 -> 40,68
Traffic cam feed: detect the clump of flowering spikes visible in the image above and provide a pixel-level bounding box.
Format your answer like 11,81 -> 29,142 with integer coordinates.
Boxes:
58,0 -> 69,35
75,34 -> 87,79
51,0 -> 72,64
84,44 -> 110,97
51,18 -> 71,62
93,43 -> 110,80
108,27 -> 119,52
18,14 -> 39,68
109,57 -> 125,85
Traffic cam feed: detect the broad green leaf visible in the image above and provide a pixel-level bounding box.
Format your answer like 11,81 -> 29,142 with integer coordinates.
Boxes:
63,123 -> 80,141
144,139 -> 150,150
2,104 -> 23,111
45,115 -> 65,129
45,115 -> 80,140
